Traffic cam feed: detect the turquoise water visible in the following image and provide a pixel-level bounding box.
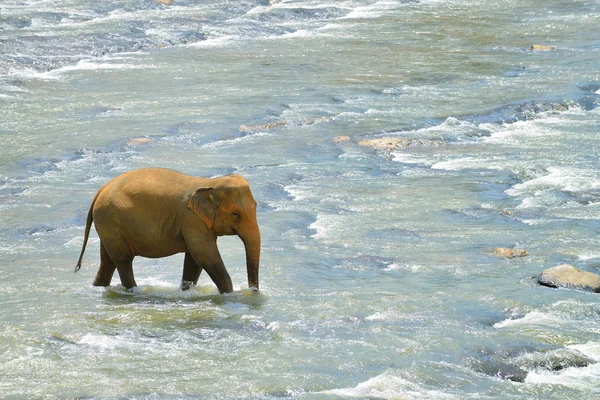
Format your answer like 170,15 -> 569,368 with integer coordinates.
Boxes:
1,0 -> 600,398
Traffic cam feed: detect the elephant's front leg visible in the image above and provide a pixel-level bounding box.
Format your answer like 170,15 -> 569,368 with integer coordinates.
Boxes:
206,261 -> 233,294
186,239 -> 233,294
181,252 -> 203,290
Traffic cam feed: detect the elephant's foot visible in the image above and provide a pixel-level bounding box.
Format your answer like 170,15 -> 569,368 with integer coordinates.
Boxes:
181,280 -> 196,291
93,269 -> 114,286
92,279 -> 111,287
217,283 -> 234,294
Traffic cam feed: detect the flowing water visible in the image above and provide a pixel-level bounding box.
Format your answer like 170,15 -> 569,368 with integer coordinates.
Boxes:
1,0 -> 600,398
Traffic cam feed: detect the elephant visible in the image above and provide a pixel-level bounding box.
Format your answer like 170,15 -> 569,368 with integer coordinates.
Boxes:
74,168 -> 260,293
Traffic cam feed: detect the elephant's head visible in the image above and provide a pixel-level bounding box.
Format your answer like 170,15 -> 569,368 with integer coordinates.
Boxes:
188,175 -> 261,291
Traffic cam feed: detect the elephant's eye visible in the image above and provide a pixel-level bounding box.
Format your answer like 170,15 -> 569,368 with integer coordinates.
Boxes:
232,212 -> 241,219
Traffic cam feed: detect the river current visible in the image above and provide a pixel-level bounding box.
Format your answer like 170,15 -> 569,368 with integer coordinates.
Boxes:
1,0 -> 600,398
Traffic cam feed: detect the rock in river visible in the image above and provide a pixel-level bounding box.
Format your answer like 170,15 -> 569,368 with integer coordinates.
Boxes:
358,137 -> 442,151
493,248 -> 527,258
529,44 -> 555,51
538,264 -> 600,293
126,137 -> 152,146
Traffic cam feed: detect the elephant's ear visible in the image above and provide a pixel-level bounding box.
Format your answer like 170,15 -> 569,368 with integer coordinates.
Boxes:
188,187 -> 216,229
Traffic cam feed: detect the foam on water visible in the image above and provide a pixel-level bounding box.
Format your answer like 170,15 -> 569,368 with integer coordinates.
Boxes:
9,58 -> 157,81
101,279 -> 226,300
484,124 -> 561,147
189,34 -> 236,48
308,213 -> 353,242
201,131 -> 274,150
392,152 -> 434,166
431,157 -> 505,171
494,300 -> 600,336
339,0 -> 403,20
569,342 -> 600,362
507,167 -> 600,198
324,370 -> 459,399
526,363 -> 600,393
578,253 -> 600,261
494,310 -> 564,329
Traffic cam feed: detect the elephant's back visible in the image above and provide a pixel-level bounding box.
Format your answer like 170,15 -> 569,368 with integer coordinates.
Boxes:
94,168 -> 202,216
99,168 -> 199,198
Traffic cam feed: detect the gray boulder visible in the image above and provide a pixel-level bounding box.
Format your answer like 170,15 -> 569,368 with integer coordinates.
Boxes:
538,264 -> 600,292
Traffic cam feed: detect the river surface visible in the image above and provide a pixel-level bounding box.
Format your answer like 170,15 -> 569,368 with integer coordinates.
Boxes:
1,0 -> 600,398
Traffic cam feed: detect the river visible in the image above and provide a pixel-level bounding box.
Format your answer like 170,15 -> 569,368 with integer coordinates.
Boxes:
1,0 -> 599,398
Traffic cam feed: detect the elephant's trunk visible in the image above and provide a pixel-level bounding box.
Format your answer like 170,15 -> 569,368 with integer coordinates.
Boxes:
240,226 -> 260,291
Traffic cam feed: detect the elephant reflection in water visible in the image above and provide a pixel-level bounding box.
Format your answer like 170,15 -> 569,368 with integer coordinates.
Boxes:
75,168 -> 260,293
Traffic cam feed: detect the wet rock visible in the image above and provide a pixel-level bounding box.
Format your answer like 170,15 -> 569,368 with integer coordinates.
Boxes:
464,343 -> 594,383
492,248 -> 528,258
529,44 -> 555,51
467,356 -> 527,382
538,264 -> 600,292
303,116 -> 333,126
468,344 -> 596,383
491,363 -> 528,382
126,137 -> 152,146
577,82 -> 600,94
332,135 -> 351,143
49,332 -> 80,346
155,0 -> 174,4
514,348 -> 595,372
238,116 -> 332,133
358,137 -> 410,151
26,225 -> 56,236
358,137 -> 442,151
239,120 -> 287,133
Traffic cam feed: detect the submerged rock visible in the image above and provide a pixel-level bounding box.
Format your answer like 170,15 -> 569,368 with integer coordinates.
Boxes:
466,349 -> 528,382
303,116 -> 333,126
358,137 -> 410,151
529,44 -> 555,51
466,344 -> 596,383
126,137 -> 152,146
538,264 -> 600,292
332,135 -> 351,143
476,360 -> 527,382
239,116 -> 332,133
239,120 -> 287,133
358,137 -> 442,151
492,248 -> 528,258
514,348 -> 595,372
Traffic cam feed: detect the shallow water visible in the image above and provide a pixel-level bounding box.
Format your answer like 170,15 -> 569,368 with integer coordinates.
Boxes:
1,0 -> 600,398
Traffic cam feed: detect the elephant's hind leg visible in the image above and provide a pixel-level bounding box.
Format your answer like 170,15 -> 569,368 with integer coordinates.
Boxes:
93,244 -> 117,286
93,242 -> 117,286
99,240 -> 137,289
115,258 -> 136,289
181,252 -> 203,290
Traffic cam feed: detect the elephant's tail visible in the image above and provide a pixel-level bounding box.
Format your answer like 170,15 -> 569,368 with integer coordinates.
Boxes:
74,196 -> 96,273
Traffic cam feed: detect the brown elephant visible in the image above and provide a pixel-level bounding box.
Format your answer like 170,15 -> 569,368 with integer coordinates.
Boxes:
74,168 -> 260,293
